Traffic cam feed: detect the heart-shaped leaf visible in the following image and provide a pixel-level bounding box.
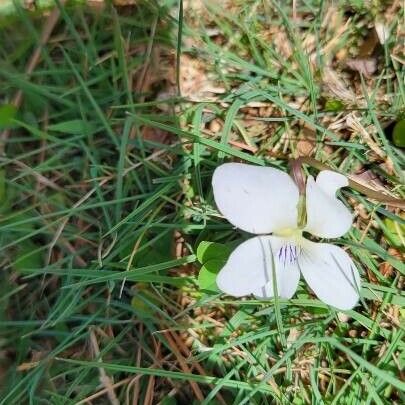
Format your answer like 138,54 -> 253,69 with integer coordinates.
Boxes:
196,241 -> 232,264
196,241 -> 232,291
198,259 -> 226,291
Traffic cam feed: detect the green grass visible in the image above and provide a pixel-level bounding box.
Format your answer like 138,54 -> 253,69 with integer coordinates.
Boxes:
0,1 -> 404,404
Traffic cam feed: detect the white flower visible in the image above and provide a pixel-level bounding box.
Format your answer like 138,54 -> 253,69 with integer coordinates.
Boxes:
212,163 -> 361,311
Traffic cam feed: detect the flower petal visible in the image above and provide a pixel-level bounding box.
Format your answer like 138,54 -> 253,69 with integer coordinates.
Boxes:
217,235 -> 300,298
212,163 -> 299,234
304,170 -> 352,238
253,262 -> 300,299
298,239 -> 361,310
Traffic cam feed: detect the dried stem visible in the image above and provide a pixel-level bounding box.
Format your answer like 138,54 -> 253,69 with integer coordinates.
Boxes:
89,328 -> 120,405
291,156 -> 405,209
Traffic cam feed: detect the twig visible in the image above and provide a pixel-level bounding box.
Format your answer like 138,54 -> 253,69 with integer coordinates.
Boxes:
169,330 -> 227,405
294,157 -> 405,209
144,341 -> 161,405
163,331 -> 204,401
89,328 -> 120,405
76,377 -> 132,405
8,158 -> 63,192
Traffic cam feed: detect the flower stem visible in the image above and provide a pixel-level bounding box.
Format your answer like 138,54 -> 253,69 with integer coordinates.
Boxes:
289,159 -> 307,228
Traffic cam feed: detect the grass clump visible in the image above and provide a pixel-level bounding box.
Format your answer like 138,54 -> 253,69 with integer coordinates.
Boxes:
0,1 -> 404,404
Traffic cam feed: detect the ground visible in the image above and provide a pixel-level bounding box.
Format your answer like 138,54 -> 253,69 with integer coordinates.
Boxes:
0,1 -> 404,404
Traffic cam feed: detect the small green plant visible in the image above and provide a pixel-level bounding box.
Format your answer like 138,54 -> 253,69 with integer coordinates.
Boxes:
196,240 -> 232,291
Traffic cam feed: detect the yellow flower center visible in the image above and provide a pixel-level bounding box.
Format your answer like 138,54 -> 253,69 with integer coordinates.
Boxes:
273,227 -> 302,238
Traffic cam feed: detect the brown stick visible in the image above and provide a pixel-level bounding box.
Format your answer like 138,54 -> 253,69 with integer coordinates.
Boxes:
144,341 -> 161,405
76,377 -> 132,405
163,331 -> 205,401
293,156 -> 405,209
169,330 -> 227,405
89,328 -> 120,405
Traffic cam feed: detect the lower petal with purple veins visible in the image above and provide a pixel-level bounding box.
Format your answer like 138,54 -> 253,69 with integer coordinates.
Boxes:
216,235 -> 300,299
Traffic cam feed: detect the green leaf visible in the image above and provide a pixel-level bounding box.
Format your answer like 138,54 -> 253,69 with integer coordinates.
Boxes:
48,119 -> 92,135
0,104 -> 17,129
292,396 -> 306,405
14,242 -> 43,271
130,283 -> 160,318
119,232 -> 173,268
161,398 -> 177,405
392,120 -> 405,147
383,218 -> 405,248
196,241 -> 232,291
192,400 -> 221,405
0,169 -> 6,203
221,309 -> 252,338
137,232 -> 173,268
324,99 -> 344,112
197,259 -> 225,291
1,212 -> 37,233
196,241 -> 232,264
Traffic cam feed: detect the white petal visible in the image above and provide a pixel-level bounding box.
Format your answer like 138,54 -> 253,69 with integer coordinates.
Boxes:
375,22 -> 389,45
217,236 -> 300,298
253,263 -> 300,299
212,163 -> 299,234
298,239 -> 361,310
304,170 -> 352,238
